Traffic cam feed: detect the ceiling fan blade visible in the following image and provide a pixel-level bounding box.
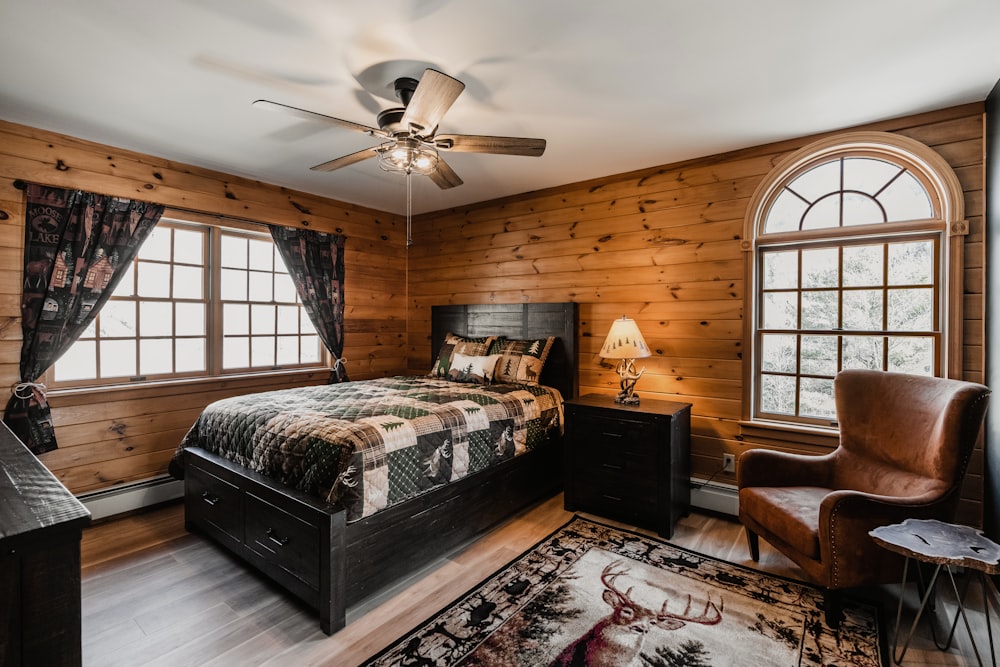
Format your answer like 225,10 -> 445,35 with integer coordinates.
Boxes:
253,99 -> 389,138
428,155 -> 463,189
434,134 -> 546,157
400,69 -> 465,138
310,147 -> 378,172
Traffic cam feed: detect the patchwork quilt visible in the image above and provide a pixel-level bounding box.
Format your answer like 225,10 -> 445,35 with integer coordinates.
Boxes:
170,376 -> 563,522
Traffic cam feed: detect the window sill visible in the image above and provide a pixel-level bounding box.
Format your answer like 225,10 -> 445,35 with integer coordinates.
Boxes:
47,367 -> 330,401
738,419 -> 840,451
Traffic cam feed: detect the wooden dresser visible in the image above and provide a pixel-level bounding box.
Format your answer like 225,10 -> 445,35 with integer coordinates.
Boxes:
0,423 -> 91,666
563,394 -> 691,538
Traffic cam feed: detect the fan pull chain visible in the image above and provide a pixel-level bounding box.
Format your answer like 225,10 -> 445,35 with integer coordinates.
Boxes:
406,168 -> 414,247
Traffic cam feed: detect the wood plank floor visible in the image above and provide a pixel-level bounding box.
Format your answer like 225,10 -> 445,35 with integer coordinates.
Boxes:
81,496 -> 996,666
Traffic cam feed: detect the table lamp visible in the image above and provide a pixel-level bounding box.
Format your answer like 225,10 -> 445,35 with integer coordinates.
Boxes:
600,316 -> 651,405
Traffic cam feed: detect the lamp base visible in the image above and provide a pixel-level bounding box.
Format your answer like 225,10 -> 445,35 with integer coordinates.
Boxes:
614,358 -> 645,406
614,392 -> 640,406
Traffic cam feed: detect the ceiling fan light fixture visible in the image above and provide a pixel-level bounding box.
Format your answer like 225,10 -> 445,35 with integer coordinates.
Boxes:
377,137 -> 438,176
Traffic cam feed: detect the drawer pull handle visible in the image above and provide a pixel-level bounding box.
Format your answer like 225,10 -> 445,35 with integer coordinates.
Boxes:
266,528 -> 290,547
201,491 -> 220,506
601,463 -> 624,471
602,432 -> 624,438
602,494 -> 623,502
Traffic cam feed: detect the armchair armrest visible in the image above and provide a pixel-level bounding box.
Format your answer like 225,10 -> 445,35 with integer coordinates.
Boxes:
738,448 -> 835,489
819,487 -> 949,528
817,488 -> 954,588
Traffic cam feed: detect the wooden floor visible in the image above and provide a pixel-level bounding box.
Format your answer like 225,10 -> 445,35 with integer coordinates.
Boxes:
80,495 -> 996,666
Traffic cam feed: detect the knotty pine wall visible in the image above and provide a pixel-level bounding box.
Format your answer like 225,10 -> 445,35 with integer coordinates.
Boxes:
407,102 -> 987,525
0,102 -> 986,522
0,119 -> 408,495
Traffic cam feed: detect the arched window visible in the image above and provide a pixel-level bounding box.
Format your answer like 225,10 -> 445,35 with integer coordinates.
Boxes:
743,132 -> 967,428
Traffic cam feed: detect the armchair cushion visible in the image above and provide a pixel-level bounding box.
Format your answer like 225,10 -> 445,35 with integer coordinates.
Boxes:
740,486 -> 827,559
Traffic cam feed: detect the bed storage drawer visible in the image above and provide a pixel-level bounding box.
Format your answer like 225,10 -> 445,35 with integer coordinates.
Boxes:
186,462 -> 242,545
183,448 -> 347,635
245,492 -> 320,589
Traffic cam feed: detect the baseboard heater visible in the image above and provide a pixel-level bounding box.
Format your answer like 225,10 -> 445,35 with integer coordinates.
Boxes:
690,479 -> 739,517
77,475 -> 183,521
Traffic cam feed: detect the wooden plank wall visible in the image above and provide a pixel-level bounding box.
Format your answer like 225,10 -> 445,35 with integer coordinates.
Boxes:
0,103 -> 985,522
0,120 -> 409,494
407,103 -> 987,525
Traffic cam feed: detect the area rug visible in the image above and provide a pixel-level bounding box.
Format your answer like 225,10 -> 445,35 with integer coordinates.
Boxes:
362,516 -> 886,666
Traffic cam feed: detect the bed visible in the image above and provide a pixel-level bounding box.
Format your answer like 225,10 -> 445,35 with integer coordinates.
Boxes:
171,302 -> 577,634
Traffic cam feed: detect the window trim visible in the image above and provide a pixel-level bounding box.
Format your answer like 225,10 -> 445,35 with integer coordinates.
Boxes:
755,232 -> 943,426
43,215 -> 329,391
741,131 -> 968,432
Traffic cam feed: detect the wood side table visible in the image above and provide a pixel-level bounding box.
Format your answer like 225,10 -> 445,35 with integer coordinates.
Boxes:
563,394 -> 691,538
870,518 -> 1000,666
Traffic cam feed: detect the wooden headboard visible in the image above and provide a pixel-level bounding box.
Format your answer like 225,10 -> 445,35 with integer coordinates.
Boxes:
431,303 -> 578,399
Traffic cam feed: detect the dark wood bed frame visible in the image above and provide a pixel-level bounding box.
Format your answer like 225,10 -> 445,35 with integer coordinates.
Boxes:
182,302 -> 578,634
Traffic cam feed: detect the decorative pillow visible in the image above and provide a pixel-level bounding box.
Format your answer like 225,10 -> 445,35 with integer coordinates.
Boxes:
447,353 -> 500,384
494,336 -> 555,385
430,333 -> 498,377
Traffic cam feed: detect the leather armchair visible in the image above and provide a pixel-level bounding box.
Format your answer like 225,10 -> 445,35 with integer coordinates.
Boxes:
739,370 -> 990,591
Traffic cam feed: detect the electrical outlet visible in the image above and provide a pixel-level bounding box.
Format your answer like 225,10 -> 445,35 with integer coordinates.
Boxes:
722,453 -> 736,473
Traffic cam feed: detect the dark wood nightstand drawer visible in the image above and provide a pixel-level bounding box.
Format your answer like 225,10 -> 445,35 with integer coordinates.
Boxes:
575,468 -> 657,505
573,414 -> 651,442
575,416 -> 657,458
576,437 -> 656,476
245,492 -> 320,589
186,462 -> 242,545
576,488 -> 659,527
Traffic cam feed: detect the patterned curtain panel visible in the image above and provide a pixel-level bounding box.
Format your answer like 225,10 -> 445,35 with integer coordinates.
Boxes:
3,183 -> 164,454
269,226 -> 348,384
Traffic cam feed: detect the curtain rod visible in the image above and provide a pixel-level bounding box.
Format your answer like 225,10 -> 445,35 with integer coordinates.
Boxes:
161,205 -> 272,232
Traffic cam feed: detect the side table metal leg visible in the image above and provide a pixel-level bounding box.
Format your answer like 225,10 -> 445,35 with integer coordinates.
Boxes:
933,565 -> 975,651
891,558 -> 912,664
934,567 -> 997,667
893,558 -> 944,665
938,569 -> 996,667
915,560 -> 937,614
945,567 -> 986,666
981,573 -> 997,667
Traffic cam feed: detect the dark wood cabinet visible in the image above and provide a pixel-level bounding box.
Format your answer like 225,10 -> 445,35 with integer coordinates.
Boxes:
563,394 -> 691,538
0,423 -> 90,666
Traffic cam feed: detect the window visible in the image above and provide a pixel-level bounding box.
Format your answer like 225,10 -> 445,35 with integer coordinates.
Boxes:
745,132 -> 967,427
49,219 -> 323,387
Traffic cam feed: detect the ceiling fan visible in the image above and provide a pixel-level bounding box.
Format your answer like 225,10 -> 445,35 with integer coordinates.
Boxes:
253,68 -> 546,189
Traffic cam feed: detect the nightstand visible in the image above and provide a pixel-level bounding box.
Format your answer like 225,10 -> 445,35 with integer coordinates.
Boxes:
563,394 -> 691,538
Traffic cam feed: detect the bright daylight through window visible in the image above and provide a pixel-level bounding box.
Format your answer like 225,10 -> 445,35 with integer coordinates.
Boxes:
750,142 -> 956,427
50,220 -> 323,387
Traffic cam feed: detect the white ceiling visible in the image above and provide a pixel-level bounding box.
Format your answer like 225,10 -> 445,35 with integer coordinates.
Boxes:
2,0 -> 999,216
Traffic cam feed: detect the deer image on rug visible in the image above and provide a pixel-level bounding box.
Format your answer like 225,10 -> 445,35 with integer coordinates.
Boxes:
550,561 -> 723,666
465,549 -> 726,667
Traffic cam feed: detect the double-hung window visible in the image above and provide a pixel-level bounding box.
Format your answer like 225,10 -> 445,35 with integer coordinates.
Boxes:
48,218 -> 324,388
745,132 -> 967,428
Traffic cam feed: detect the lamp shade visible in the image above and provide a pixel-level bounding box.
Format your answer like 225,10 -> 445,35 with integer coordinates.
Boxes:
600,316 -> 651,359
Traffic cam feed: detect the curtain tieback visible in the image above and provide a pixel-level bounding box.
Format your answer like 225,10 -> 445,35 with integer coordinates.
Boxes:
332,357 -> 347,371
12,381 -> 48,401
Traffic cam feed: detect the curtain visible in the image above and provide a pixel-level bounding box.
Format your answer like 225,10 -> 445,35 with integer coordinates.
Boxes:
269,226 -> 348,383
4,183 -> 164,454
